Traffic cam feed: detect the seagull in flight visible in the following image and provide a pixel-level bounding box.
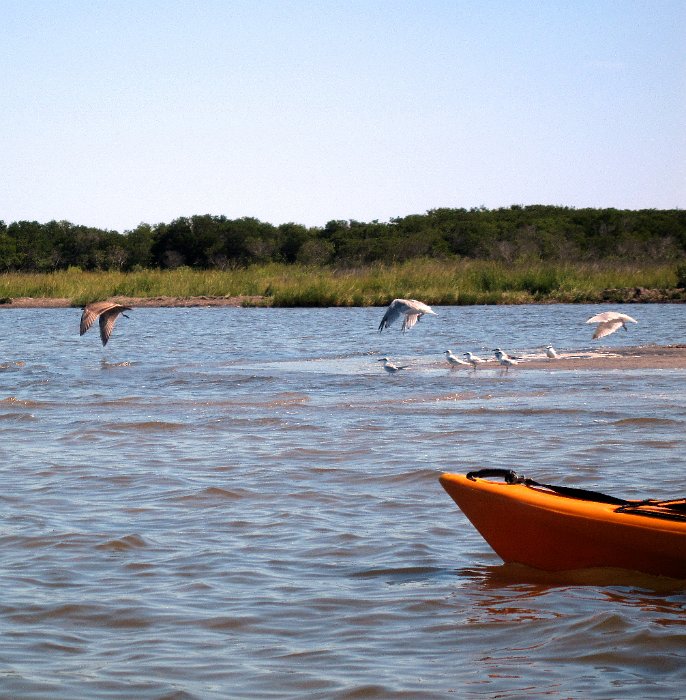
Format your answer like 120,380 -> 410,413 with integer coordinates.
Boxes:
80,301 -> 132,346
545,345 -> 559,359
378,357 -> 409,373
493,348 -> 518,370
586,311 -> 638,339
463,351 -> 484,369
444,350 -> 470,367
378,299 -> 436,332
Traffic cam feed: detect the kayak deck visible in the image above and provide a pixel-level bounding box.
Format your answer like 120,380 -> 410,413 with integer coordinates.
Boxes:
439,472 -> 686,579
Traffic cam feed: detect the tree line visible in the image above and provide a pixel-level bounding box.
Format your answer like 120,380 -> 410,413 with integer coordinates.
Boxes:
0,206 -> 684,272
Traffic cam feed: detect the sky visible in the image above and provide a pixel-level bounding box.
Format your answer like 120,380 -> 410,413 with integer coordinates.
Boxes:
1,0 -> 685,233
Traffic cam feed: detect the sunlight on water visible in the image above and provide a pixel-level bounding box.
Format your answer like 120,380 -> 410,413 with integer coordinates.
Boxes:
0,304 -> 684,698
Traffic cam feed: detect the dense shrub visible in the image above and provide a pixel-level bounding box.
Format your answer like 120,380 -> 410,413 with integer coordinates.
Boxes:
0,207 -> 684,272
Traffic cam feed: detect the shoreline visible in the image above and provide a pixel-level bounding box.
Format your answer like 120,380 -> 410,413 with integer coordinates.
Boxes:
0,291 -> 685,309
0,296 -> 266,308
504,344 -> 686,371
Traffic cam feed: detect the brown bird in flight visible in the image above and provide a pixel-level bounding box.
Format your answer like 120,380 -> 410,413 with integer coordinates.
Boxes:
80,301 -> 132,346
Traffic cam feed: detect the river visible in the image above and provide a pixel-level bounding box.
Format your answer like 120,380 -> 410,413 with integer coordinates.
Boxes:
0,303 -> 684,698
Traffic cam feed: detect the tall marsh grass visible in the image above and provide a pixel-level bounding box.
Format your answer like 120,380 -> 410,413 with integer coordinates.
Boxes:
0,260 -> 679,307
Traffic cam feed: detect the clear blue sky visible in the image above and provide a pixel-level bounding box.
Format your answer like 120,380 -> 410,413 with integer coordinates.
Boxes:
1,0 -> 684,232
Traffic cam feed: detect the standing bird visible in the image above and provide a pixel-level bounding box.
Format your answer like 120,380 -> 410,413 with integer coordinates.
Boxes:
586,311 -> 638,340
80,301 -> 132,346
378,357 -> 409,373
444,350 -> 469,367
545,345 -> 559,359
493,348 -> 517,370
463,351 -> 484,369
378,298 -> 437,333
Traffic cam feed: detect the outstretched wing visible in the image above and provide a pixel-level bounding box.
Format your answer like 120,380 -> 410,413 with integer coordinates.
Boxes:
80,309 -> 97,335
98,309 -> 118,345
378,299 -> 406,331
400,313 -> 422,332
586,312 -> 616,324
406,299 -> 435,315
592,320 -> 624,339
80,301 -> 117,336
98,305 -> 130,346
587,311 -> 637,324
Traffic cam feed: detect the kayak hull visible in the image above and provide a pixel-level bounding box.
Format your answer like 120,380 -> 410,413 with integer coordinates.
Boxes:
439,473 -> 686,579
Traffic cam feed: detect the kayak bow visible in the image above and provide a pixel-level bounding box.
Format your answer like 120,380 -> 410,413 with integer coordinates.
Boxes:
439,469 -> 686,579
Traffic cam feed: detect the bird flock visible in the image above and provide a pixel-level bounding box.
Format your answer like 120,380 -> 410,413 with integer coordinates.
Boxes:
372,299 -> 639,374
78,298 -> 639,374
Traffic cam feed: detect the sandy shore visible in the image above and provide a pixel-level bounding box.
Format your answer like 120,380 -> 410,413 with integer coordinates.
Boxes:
0,295 -> 266,308
503,344 -> 686,371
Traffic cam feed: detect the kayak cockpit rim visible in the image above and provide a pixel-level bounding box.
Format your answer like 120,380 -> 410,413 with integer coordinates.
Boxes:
461,468 -> 686,523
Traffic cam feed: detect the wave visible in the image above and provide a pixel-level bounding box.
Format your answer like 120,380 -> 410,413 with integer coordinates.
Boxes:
95,534 -> 148,551
9,603 -> 153,629
611,417 -> 682,427
173,487 -> 252,503
0,396 -> 43,408
93,420 -> 186,432
0,412 -> 37,422
352,566 -> 448,582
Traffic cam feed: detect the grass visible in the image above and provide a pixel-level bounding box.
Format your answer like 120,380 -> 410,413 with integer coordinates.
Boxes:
0,260 -> 681,307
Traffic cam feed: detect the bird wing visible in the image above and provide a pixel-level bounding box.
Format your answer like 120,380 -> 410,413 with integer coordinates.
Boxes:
592,320 -> 624,339
80,301 -> 116,335
407,299 -> 435,315
378,299 -> 406,331
80,307 -> 99,335
401,313 -> 422,332
586,311 -> 637,324
586,312 -> 615,323
97,305 -> 129,346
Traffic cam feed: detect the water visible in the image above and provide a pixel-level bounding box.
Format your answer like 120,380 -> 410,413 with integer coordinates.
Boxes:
0,303 -> 684,699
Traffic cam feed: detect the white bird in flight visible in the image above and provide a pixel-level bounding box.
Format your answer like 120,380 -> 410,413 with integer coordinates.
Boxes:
378,357 -> 409,373
463,351 -> 484,369
444,350 -> 469,367
80,301 -> 132,346
493,348 -> 518,370
586,311 -> 638,340
545,345 -> 559,359
378,298 -> 437,332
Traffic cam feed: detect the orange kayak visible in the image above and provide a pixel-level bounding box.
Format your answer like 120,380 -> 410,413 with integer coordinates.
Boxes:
439,470 -> 686,579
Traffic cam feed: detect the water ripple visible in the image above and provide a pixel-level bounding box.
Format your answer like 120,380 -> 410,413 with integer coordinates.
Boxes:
0,306 -> 684,698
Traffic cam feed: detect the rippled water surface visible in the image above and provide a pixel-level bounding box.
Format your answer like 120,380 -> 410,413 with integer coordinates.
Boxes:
0,303 -> 684,698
